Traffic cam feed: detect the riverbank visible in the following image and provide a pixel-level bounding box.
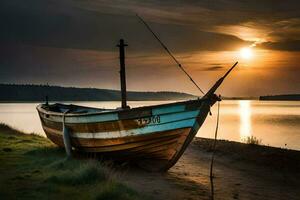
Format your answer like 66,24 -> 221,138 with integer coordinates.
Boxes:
1,124 -> 300,199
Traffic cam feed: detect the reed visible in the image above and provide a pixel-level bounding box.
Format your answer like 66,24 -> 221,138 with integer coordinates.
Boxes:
244,136 -> 262,145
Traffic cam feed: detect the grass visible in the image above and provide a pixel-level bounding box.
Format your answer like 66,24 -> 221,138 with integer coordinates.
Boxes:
244,136 -> 262,145
0,123 -> 141,200
95,182 -> 140,200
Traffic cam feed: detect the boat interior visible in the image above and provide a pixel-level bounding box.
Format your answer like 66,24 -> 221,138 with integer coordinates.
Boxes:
41,103 -> 113,114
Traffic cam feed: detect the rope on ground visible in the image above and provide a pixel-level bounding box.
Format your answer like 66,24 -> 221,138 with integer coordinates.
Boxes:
209,100 -> 221,200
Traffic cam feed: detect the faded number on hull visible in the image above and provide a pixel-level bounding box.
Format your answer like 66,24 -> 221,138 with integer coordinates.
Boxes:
137,116 -> 160,125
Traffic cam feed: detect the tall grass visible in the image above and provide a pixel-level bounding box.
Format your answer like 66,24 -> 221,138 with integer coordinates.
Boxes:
47,161 -> 110,185
244,136 -> 262,145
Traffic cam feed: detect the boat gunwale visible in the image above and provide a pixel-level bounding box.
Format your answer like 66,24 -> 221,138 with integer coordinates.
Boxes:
36,98 -> 205,117
39,106 -> 201,126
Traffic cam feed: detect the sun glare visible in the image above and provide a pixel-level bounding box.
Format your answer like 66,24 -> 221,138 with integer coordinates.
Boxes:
239,100 -> 252,140
240,47 -> 253,59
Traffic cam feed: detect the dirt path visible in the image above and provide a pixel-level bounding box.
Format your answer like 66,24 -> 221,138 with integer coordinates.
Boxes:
120,141 -> 300,200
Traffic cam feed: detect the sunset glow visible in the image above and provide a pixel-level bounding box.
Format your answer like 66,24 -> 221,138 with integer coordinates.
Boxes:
1,0 -> 299,97
240,47 -> 253,59
239,100 -> 252,140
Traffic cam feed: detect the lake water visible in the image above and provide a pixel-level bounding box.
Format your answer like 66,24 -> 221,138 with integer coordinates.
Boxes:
0,100 -> 299,150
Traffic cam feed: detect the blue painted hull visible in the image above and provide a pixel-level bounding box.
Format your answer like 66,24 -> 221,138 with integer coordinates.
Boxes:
37,99 -> 213,171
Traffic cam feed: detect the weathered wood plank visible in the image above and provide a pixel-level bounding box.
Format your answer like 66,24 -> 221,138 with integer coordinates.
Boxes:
37,99 -> 212,172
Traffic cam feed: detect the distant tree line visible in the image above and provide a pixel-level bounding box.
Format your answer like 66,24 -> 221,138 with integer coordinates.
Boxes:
259,94 -> 300,101
0,84 -> 196,102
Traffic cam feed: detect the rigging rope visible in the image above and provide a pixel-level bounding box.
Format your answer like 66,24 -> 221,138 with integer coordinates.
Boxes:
136,14 -> 205,95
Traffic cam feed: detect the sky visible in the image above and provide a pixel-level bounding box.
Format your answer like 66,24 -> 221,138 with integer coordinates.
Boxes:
0,0 -> 299,96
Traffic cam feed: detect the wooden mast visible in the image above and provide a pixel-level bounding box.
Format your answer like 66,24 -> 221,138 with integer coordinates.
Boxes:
117,39 -> 129,109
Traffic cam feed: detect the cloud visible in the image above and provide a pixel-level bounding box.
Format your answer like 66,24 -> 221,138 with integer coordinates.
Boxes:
0,0 -> 251,53
73,0 -> 300,43
1,0 -> 299,53
196,65 -> 224,71
0,0 -> 300,96
259,40 -> 300,51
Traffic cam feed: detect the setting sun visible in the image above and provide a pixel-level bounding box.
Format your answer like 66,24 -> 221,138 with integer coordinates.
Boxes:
240,47 -> 253,59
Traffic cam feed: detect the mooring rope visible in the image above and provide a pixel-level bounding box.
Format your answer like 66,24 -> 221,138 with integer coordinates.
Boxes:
209,100 -> 221,200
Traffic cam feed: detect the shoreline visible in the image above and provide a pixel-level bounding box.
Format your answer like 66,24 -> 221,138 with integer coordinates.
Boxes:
1,124 -> 300,199
0,100 -> 176,103
1,99 -> 300,104
122,138 -> 300,199
193,137 -> 300,170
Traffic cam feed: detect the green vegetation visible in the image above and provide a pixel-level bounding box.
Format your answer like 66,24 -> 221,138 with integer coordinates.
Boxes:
0,84 -> 195,102
244,136 -> 262,145
0,124 -> 141,200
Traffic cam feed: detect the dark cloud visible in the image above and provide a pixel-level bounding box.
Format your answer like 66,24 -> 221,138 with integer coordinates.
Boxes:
0,0 -> 299,96
259,40 -> 300,51
1,0 -> 299,52
0,0 -> 249,54
196,65 -> 224,71
73,0 -> 300,42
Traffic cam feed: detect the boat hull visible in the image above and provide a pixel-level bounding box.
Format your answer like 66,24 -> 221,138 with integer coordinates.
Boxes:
37,100 -> 212,171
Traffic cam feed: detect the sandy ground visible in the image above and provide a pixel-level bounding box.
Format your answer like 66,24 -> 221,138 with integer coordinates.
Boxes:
120,139 -> 300,200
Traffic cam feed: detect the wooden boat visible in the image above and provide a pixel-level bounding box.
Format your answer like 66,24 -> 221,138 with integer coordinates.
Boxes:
37,39 -> 237,172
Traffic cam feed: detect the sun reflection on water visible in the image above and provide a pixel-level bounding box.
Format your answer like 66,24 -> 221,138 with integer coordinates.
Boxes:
239,100 -> 252,141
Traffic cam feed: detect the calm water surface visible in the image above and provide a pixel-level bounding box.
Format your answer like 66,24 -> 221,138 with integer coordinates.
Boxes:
0,100 -> 299,150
